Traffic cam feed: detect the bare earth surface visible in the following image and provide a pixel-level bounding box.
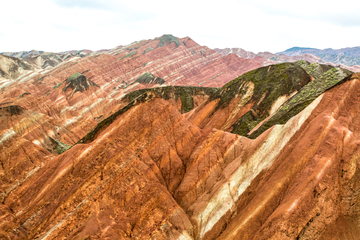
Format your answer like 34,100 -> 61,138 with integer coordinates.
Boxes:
1,35 -> 360,239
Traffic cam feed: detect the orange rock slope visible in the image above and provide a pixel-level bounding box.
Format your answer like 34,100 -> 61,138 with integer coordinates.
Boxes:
1,36 -> 360,239
2,72 -> 360,239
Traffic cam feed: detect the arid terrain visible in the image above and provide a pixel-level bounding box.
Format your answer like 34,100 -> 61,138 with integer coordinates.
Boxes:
1,35 -> 360,239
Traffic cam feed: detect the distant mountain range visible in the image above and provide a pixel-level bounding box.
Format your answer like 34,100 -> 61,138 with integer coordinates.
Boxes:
4,45 -> 360,73
0,49 -> 95,69
277,46 -> 360,66
277,46 -> 360,57
214,46 -> 360,73
0,54 -> 33,79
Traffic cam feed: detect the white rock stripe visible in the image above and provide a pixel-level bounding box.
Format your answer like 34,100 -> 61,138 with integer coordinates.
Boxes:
195,94 -> 324,239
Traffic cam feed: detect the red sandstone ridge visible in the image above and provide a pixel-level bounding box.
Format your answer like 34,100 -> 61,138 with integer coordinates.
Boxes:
100,35 -> 262,88
0,34 -> 261,154
1,35 -> 360,239
1,70 -> 360,239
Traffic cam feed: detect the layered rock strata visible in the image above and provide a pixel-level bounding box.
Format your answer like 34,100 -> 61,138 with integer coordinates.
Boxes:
0,34 -> 261,162
1,71 -> 360,239
1,37 -> 359,239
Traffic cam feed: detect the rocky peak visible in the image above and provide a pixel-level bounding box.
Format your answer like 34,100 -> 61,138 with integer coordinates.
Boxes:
135,72 -> 165,85
62,72 -> 99,93
157,34 -> 182,48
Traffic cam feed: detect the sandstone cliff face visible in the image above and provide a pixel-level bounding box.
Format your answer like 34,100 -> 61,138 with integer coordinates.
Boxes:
1,36 -> 360,239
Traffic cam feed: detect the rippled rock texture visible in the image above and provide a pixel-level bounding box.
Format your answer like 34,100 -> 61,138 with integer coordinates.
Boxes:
1,36 -> 359,239
0,34 -> 261,155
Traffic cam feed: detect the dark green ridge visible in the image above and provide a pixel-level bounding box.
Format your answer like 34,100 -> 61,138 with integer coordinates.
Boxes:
53,82 -> 63,89
125,86 -> 219,114
157,34 -> 182,48
77,92 -> 151,144
62,72 -> 99,93
213,62 -> 310,110
75,86 -> 217,145
143,47 -> 154,54
210,62 -> 311,136
248,62 -> 353,139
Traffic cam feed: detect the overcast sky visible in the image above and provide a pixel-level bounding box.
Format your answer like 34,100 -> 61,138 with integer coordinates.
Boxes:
1,0 -> 360,53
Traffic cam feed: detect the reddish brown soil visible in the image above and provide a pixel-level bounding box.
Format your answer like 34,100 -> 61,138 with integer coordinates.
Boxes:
1,37 -> 360,239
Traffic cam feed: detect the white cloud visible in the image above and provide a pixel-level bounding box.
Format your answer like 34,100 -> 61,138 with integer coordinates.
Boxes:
53,0 -> 118,10
248,0 -> 360,31
1,0 -> 360,53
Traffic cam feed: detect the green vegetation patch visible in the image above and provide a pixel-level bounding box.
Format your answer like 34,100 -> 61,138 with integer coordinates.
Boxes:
208,63 -> 311,136
125,86 -> 219,114
77,92 -> 155,144
296,60 -> 333,79
215,63 -> 310,110
49,137 -> 72,155
157,34 -> 181,48
248,66 -> 353,139
67,72 -> 82,81
231,111 -> 266,137
143,47 -> 154,54
119,51 -> 137,60
135,72 -> 165,85
53,82 -> 63,89
62,72 -> 99,93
